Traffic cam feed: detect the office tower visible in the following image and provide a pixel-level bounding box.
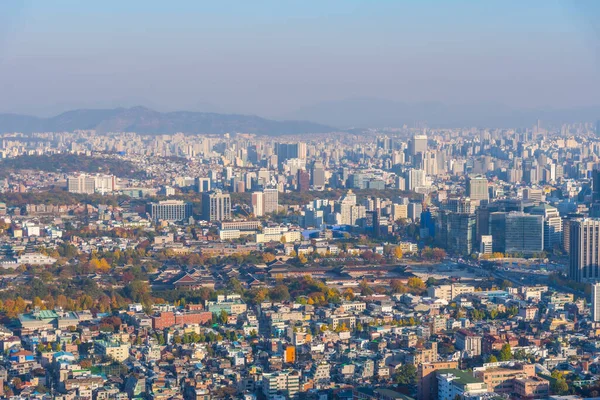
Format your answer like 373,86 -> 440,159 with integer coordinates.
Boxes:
263,188 -> 279,214
593,170 -> 600,203
443,198 -> 474,213
596,120 -> 600,136
224,167 -> 233,181
407,169 -> 425,191
195,177 -> 211,193
505,212 -> 544,255
275,143 -> 300,165
529,204 -> 563,251
311,161 -> 325,188
569,218 -> 600,283
67,174 -> 116,194
68,175 -> 95,194
202,190 -> 231,221
408,202 -> 423,222
348,173 -> 366,190
410,134 -> 428,156
297,142 -> 307,160
593,283 -> 600,322
252,192 -> 264,217
365,210 -> 380,237
489,212 -> 507,253
297,169 -> 310,192
480,235 -> 493,255
466,176 -> 489,203
146,200 -> 193,222
437,211 -> 476,255
522,187 -> 544,203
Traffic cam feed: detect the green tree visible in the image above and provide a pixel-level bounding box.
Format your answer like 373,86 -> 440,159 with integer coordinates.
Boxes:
550,374 -> 569,395
486,354 -> 498,363
393,364 -> 417,386
499,343 -> 512,361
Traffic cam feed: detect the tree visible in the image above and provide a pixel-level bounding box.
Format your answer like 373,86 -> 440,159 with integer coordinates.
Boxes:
394,246 -> 403,259
262,253 -> 276,263
550,372 -> 569,395
393,364 -> 417,386
270,285 -> 291,302
359,279 -> 374,296
486,354 -> 498,363
407,277 -> 426,290
390,279 -> 407,293
499,343 -> 512,361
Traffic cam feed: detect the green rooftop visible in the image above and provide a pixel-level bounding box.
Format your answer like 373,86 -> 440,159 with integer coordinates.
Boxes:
437,369 -> 482,386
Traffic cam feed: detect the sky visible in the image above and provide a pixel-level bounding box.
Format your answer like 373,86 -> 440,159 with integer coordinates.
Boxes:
0,0 -> 599,118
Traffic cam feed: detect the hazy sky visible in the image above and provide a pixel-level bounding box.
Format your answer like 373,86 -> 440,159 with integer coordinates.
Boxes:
0,0 -> 599,117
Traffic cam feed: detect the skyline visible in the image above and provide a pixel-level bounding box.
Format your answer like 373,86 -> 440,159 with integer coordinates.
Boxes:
0,1 -> 599,121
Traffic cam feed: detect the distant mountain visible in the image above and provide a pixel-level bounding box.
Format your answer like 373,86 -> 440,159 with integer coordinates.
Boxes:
0,106 -> 335,135
286,98 -> 600,128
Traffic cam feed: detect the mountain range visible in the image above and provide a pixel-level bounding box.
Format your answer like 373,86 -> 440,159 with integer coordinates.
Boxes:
0,106 -> 334,136
2,101 -> 599,135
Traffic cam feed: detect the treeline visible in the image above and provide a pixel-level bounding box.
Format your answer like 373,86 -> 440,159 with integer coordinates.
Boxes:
0,154 -> 146,179
0,188 -> 131,207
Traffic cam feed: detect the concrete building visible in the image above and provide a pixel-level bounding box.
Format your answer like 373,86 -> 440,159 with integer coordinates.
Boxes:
529,204 -> 563,251
252,192 -> 264,217
480,235 -> 493,255
592,283 -> 600,322
569,218 -> 600,283
427,284 -> 475,302
263,188 -> 279,214
94,340 -> 130,362
202,190 -> 231,221
262,369 -> 300,399
455,329 -> 482,357
146,200 -> 193,222
473,362 -> 537,395
436,369 -> 488,400
466,176 -> 489,203
418,361 -> 459,400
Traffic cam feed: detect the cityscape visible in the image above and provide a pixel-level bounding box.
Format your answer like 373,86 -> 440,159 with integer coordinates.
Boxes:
0,1 -> 600,400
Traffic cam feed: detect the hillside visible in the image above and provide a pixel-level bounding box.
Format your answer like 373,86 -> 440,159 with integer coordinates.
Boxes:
0,106 -> 335,136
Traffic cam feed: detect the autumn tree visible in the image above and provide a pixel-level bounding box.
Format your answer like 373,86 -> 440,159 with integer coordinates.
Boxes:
407,277 -> 426,290
394,246 -> 403,259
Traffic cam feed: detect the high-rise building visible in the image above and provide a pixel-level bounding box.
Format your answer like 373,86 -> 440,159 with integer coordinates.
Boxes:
593,169 -> 600,203
67,174 -> 116,194
252,192 -> 264,217
311,161 -> 325,189
596,120 -> 600,136
263,188 -> 279,214
195,177 -> 211,193
67,174 -> 96,194
529,204 -> 562,251
592,283 -> 600,322
297,169 -> 310,192
275,143 -> 300,166
466,176 -> 489,203
569,218 -> 600,283
437,211 -> 476,255
407,169 -> 425,191
202,190 -> 231,221
146,200 -> 193,222
505,212 -> 544,255
410,134 -> 428,156
480,235 -> 493,255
